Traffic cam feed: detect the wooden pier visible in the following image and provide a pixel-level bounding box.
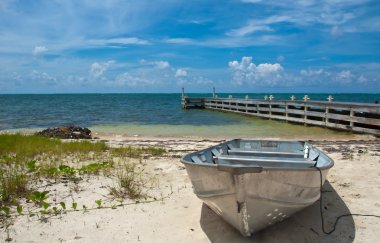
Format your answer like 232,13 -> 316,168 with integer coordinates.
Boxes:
181,94 -> 380,136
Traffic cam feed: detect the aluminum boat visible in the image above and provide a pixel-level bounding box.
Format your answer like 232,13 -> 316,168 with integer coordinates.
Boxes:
181,139 -> 334,236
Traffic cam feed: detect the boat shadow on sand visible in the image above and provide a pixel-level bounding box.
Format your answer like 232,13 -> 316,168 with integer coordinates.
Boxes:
200,181 -> 355,243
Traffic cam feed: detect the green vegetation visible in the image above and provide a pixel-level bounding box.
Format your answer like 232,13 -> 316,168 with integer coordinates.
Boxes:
108,163 -> 146,199
0,133 -> 165,210
0,133 -> 107,162
111,146 -> 166,158
0,167 -> 28,204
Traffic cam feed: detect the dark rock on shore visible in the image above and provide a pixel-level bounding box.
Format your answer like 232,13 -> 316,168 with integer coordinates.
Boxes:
36,126 -> 92,139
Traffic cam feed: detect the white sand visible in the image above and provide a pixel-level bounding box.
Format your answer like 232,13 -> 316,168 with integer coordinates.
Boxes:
1,136 -> 379,242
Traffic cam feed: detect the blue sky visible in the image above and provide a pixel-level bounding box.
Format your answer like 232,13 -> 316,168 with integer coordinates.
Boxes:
0,0 -> 379,93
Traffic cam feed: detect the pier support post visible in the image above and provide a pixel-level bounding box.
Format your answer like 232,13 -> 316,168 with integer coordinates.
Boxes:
303,95 -> 310,126
256,102 -> 259,114
350,108 -> 354,127
181,87 -> 186,109
285,102 -> 288,121
304,104 -> 308,126
325,107 -> 329,126
269,103 -> 272,119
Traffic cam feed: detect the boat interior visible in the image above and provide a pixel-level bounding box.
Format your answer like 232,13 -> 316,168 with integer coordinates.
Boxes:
187,139 -> 330,169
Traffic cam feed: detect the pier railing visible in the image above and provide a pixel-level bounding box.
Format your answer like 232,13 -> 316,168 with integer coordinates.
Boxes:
181,96 -> 380,135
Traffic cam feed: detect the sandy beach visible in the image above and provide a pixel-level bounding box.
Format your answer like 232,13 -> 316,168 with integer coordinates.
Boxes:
0,133 -> 379,243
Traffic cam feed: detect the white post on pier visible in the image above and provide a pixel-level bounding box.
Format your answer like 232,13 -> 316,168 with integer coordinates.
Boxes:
181,87 -> 185,99
326,95 -> 334,125
269,95 -> 274,119
290,95 -> 296,101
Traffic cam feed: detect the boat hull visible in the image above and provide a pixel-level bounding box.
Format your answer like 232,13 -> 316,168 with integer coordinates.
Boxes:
182,140 -> 332,236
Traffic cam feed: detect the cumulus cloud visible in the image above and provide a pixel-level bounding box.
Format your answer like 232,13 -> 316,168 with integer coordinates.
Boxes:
89,60 -> 115,78
175,69 -> 188,78
228,56 -> 283,85
32,46 -> 48,55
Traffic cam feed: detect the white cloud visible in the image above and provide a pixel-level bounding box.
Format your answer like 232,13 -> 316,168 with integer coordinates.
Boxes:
298,67 -> 366,86
164,35 -> 284,48
227,25 -> 272,37
113,72 -> 157,87
357,75 -> 367,83
164,38 -> 194,44
337,70 -> 353,79
32,46 -> 48,55
231,0 -> 366,38
89,60 -> 115,78
300,68 -> 329,76
335,70 -> 354,84
29,70 -> 57,84
175,69 -> 187,78
88,37 -> 150,46
154,61 -> 170,69
229,56 -> 283,85
227,16 -> 290,37
138,60 -> 170,69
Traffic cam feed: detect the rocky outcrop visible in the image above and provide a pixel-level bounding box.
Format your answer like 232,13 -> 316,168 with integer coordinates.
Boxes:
36,126 -> 92,139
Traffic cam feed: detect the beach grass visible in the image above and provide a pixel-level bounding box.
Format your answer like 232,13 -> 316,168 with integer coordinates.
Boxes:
0,133 -> 165,207
108,163 -> 146,199
111,146 -> 166,158
0,133 -> 107,161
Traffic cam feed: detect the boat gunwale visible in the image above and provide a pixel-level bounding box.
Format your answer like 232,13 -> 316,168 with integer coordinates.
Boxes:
181,140 -> 334,172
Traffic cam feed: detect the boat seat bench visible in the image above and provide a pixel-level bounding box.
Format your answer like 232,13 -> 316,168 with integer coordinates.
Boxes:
191,156 -> 204,163
227,149 -> 304,158
216,155 -> 316,168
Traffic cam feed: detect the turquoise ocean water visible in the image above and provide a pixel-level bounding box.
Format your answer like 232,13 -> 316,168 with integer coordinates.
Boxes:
1,93 -> 379,138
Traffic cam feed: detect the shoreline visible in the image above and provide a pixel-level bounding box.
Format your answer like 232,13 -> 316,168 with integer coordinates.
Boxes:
1,127 -> 378,141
